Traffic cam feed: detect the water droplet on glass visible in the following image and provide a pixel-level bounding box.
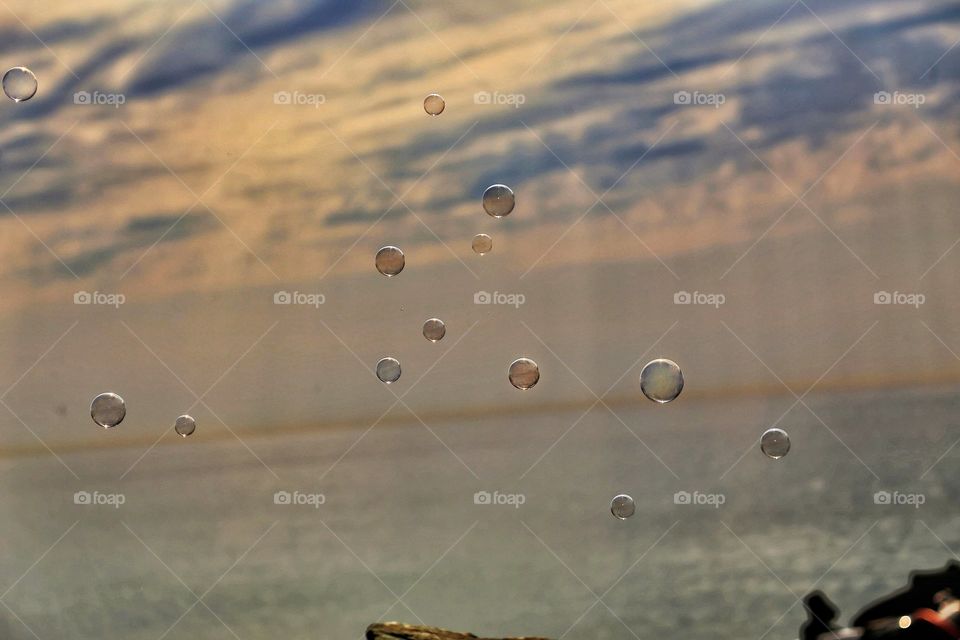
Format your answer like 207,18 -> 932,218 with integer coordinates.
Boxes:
482,184 -> 515,218
91,392 -> 125,428
3,67 -> 37,102
508,358 -> 539,390
760,428 -> 791,459
610,494 -> 635,520
422,318 -> 446,342
640,358 -> 684,403
375,246 -> 405,276
376,357 -> 401,384
423,93 -> 445,116
472,233 -> 493,255
175,415 -> 196,437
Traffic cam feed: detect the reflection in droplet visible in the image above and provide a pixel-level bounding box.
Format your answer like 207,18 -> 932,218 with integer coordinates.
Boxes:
376,357 -> 401,383
375,246 -> 405,276
423,318 -> 446,342
760,428 -> 791,459
482,184 -> 515,218
423,93 -> 445,115
640,358 -> 684,403
175,415 -> 196,437
3,67 -> 37,102
472,233 -> 493,255
508,357 -> 539,390
610,494 -> 635,520
91,392 -> 126,428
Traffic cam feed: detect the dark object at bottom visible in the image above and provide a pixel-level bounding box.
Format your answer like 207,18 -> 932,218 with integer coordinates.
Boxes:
366,622 -> 552,640
802,561 -> 960,639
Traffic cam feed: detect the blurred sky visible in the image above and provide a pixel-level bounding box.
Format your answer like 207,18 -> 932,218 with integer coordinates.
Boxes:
0,0 -> 958,449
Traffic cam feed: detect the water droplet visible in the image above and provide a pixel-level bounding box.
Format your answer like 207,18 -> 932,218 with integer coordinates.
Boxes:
610,494 -> 635,520
472,233 -> 493,255
482,184 -> 515,218
376,357 -> 401,383
422,318 -> 446,342
508,358 -> 539,390
375,246 -> 405,276
639,358 -> 683,403
423,93 -> 445,115
3,67 -> 37,102
175,415 -> 196,437
91,392 -> 125,428
760,428 -> 791,459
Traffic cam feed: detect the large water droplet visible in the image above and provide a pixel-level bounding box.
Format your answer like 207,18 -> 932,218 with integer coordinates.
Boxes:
482,184 -> 515,218
91,392 -> 125,428
375,246 -> 405,276
423,93 -> 445,116
640,358 -> 683,403
376,357 -> 401,383
3,67 -> 37,102
472,233 -> 493,255
610,494 -> 635,520
760,428 -> 790,459
422,318 -> 446,342
509,358 -> 539,390
175,415 -> 196,437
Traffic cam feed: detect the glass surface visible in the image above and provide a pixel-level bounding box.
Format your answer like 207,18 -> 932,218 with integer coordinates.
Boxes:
0,1 -> 958,638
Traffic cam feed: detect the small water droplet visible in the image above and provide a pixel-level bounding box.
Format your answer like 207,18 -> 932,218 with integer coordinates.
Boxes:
482,184 -> 515,218
91,392 -> 125,428
508,358 -> 539,390
760,428 -> 790,459
376,357 -> 401,383
423,318 -> 446,342
375,246 -> 405,276
175,415 -> 196,437
3,67 -> 37,102
472,233 -> 493,255
610,494 -> 635,520
423,93 -> 445,115
640,358 -> 683,403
